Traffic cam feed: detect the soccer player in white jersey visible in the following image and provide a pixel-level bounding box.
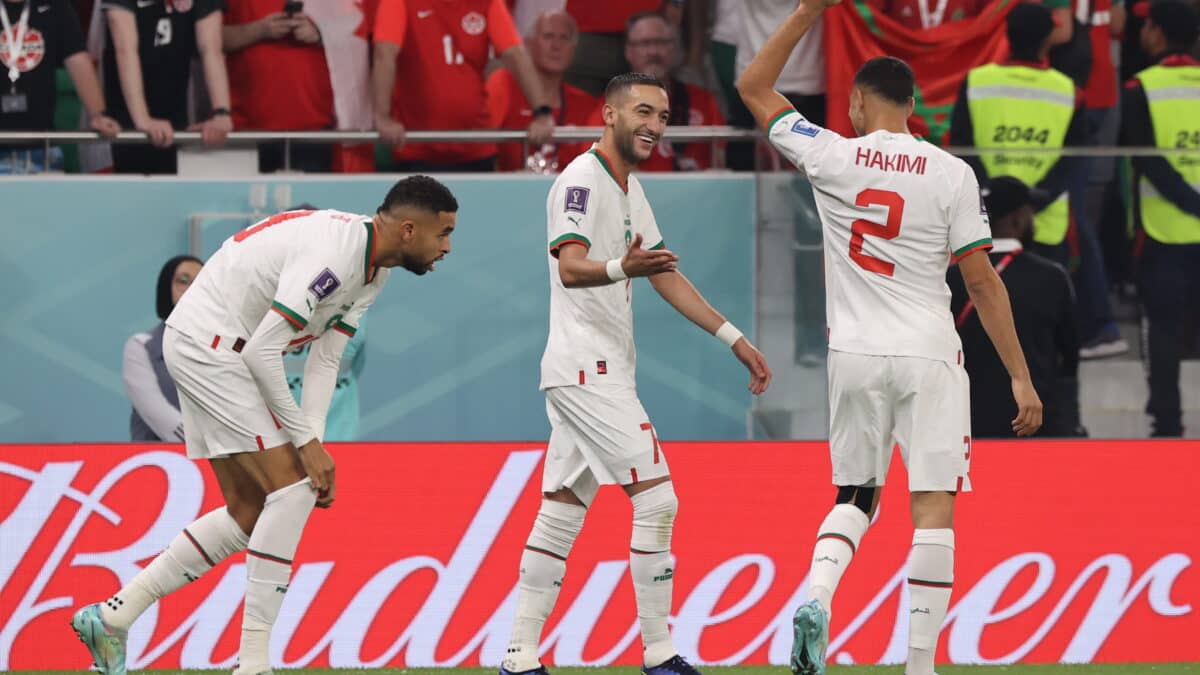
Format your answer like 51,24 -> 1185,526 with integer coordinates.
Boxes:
737,4 -> 1043,675
70,176 -> 459,675
499,72 -> 772,675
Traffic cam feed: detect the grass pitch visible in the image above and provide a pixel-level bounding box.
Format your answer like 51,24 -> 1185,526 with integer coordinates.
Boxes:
28,665 -> 1200,675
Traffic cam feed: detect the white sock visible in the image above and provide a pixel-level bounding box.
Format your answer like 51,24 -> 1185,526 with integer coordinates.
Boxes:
630,483 -> 678,668
505,500 -> 585,672
807,503 -> 870,615
101,507 -> 248,632
907,528 -> 954,675
240,479 -> 315,672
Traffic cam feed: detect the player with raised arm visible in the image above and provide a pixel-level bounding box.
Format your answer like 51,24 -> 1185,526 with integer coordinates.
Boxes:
70,176 -> 459,675
499,72 -> 772,675
737,4 -> 1042,675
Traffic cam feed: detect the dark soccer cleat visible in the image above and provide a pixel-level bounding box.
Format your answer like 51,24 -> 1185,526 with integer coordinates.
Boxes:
643,654 -> 702,675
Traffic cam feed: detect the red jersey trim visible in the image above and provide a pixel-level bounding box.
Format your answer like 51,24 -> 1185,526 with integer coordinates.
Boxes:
765,106 -> 796,132
588,148 -> 628,193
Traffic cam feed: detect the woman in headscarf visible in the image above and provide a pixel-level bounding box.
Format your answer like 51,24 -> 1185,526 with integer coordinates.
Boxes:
122,255 -> 203,441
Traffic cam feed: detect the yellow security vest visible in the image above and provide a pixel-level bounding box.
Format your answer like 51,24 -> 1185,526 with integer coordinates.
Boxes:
966,63 -> 1076,246
1134,63 -> 1200,244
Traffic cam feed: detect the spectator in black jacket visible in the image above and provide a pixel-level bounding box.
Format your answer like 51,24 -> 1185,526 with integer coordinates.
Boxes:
948,176 -> 1085,437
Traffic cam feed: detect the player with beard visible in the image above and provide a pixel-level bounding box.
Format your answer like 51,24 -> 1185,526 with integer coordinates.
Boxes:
498,72 -> 772,675
71,176 -> 458,675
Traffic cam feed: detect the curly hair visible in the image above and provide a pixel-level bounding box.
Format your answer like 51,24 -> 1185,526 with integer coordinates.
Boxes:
377,175 -> 459,215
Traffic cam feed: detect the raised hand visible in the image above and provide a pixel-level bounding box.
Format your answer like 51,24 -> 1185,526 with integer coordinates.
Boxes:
621,233 -> 679,277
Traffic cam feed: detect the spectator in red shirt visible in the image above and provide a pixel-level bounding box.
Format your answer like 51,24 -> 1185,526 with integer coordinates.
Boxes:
619,11 -> 725,171
486,10 -> 599,172
563,0 -> 682,95
866,0 -> 986,30
223,3 -> 333,172
372,0 -> 554,172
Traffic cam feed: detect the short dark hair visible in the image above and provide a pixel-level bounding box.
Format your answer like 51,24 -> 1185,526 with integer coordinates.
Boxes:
1145,0 -> 1200,50
625,10 -> 668,36
1006,2 -> 1054,59
852,56 -> 915,105
377,175 -> 458,215
605,72 -> 667,102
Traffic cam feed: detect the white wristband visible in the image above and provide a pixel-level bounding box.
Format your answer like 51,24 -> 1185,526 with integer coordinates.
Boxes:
715,321 -> 743,348
606,258 -> 628,282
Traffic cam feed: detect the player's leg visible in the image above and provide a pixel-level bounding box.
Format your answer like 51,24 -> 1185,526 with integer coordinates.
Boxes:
893,358 -> 971,675
502,395 -> 592,675
71,372 -> 260,675
905,492 -> 955,675
543,384 -> 691,673
792,351 -> 893,675
228,441 -> 317,675
96,459 -> 260,630
623,474 -> 685,673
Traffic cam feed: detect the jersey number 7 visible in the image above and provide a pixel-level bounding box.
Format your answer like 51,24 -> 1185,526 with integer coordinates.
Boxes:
849,189 -> 904,277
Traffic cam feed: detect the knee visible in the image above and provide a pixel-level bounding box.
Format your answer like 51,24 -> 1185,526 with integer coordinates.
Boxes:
630,482 -> 678,552
529,499 -> 587,559
910,491 -> 955,529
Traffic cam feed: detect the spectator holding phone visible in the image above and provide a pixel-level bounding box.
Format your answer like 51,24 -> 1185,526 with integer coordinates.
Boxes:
102,0 -> 232,174
223,0 -> 335,172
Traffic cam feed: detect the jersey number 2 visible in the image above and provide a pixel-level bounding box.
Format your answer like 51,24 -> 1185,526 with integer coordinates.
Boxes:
849,189 -> 904,277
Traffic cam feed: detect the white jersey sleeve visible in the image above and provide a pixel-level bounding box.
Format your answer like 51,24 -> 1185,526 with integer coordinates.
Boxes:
548,169 -> 602,256
297,273 -> 385,440
242,310 -> 318,447
948,167 -> 995,261
765,107 -> 842,178
269,244 -> 360,334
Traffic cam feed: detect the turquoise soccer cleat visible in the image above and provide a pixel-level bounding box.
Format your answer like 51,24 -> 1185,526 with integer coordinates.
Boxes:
71,603 -> 127,675
790,599 -> 830,675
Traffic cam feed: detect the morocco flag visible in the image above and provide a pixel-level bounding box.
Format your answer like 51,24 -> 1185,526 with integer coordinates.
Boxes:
822,0 -> 1016,143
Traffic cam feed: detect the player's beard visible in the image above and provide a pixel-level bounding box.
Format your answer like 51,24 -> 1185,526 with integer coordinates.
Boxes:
615,120 -> 655,165
399,251 -> 432,276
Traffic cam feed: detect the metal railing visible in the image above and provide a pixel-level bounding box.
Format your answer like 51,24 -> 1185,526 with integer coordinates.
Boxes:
1,126 -> 1195,172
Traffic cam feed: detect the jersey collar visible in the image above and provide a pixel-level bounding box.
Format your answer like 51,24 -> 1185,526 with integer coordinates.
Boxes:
1004,58 -> 1051,70
1158,52 -> 1200,66
363,220 -> 378,284
588,145 -> 628,193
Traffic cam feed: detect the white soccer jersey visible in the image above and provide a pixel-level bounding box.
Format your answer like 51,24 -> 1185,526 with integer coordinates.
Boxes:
767,108 -> 993,364
168,209 -> 388,349
540,146 -> 665,389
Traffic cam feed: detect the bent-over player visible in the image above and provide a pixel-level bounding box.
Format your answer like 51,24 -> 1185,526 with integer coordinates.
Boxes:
72,176 -> 459,675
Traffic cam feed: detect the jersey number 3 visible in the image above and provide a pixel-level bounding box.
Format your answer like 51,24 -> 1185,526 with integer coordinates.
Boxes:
849,188 -> 904,277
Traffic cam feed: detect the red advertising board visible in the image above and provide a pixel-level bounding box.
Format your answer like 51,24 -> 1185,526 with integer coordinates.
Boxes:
1,441 -> 1197,670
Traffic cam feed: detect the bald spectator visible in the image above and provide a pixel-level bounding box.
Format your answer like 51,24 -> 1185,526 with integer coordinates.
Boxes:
618,11 -> 725,171
487,10 -> 598,172
563,0 -> 682,95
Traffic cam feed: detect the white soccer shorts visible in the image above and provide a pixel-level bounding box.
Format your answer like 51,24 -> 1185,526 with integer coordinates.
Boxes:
162,325 -> 290,459
827,349 -> 973,493
542,383 -> 670,504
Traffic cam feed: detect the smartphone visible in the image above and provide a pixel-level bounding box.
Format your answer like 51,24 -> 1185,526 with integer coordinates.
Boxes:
283,0 -> 303,16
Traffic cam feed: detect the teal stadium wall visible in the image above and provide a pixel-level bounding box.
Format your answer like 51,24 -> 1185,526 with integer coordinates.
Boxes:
0,175 -> 754,442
